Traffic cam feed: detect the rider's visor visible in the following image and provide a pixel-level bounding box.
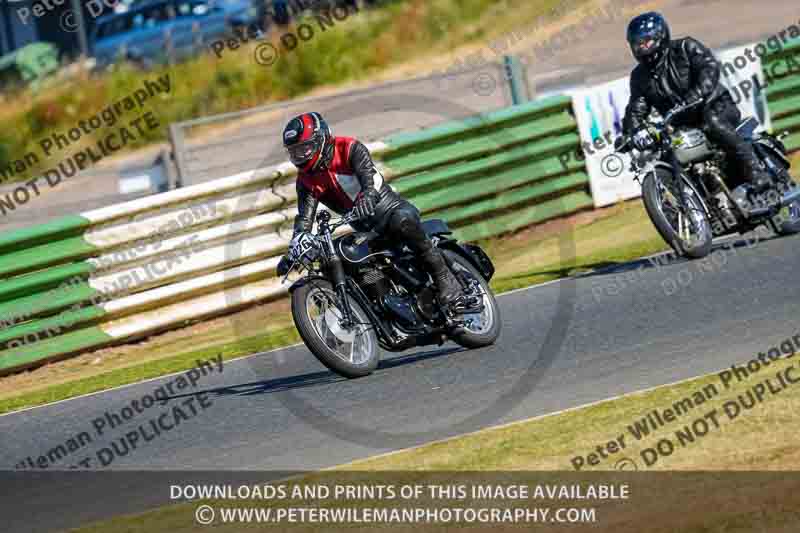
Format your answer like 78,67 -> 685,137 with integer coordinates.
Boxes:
631,32 -> 661,59
287,139 -> 318,165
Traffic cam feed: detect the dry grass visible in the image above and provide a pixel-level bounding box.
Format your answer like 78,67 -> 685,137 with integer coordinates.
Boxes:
1,0 -> 596,178
0,297 -> 292,403
346,356 -> 800,471
70,355 -> 800,532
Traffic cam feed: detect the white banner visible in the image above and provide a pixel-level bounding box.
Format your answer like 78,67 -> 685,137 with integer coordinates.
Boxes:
717,46 -> 771,132
569,76 -> 636,207
571,44 -> 770,208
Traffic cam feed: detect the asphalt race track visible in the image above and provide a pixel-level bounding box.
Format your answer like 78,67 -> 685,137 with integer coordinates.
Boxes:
2,230 -> 799,531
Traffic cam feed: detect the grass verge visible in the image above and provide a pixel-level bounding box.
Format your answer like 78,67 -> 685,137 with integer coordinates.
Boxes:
0,200 -> 665,415
0,327 -> 299,416
346,355 -> 800,471
71,348 -> 800,532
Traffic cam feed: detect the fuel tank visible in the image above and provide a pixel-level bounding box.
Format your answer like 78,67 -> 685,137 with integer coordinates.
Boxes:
336,232 -> 393,264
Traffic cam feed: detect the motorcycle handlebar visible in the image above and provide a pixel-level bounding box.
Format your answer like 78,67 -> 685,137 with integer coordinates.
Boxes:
614,135 -> 632,153
615,99 -> 706,153
663,99 -> 703,126
316,209 -> 361,232
341,210 -> 360,225
328,210 -> 360,231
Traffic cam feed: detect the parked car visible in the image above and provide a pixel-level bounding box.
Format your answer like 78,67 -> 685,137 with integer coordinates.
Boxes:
0,42 -> 60,92
268,0 -> 290,26
264,0 -> 378,28
90,0 -> 258,67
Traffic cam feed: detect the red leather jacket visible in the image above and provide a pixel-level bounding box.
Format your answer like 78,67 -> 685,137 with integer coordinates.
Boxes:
293,136 -> 402,235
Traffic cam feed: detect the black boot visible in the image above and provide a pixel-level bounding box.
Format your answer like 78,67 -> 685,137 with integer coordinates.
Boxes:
421,249 -> 462,308
741,153 -> 772,193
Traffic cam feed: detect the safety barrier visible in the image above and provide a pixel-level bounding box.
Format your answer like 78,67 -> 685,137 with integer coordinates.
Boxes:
379,95 -> 591,242
0,164 -> 297,374
0,95 -> 588,375
764,39 -> 800,152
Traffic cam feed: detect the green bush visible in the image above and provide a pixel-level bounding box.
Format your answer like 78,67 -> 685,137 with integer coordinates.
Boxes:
0,0 -> 573,181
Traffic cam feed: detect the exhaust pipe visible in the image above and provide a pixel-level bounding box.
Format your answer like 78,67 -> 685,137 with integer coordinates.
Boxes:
781,185 -> 800,207
739,184 -> 800,218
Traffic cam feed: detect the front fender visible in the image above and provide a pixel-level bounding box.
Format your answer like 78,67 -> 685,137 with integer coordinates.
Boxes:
649,161 -> 712,219
288,275 -> 328,294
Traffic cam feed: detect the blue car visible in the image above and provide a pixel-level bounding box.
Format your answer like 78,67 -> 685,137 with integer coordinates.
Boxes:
91,0 -> 257,67
266,1 -> 366,27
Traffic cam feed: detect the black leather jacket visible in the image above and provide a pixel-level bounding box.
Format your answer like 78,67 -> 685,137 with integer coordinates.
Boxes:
622,37 -> 729,134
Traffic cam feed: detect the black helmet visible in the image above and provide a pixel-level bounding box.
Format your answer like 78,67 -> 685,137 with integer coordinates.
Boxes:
282,112 -> 334,172
627,12 -> 671,67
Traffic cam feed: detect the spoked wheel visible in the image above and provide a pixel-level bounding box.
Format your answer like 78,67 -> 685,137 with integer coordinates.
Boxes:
642,168 -> 713,259
774,176 -> 800,235
291,280 -> 379,378
443,250 -> 501,348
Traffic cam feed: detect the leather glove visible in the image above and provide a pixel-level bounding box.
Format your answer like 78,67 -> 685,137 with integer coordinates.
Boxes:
632,126 -> 656,151
684,91 -> 704,108
277,255 -> 292,277
353,189 -> 380,220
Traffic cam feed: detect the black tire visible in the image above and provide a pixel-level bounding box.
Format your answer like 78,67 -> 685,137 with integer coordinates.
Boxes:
443,250 -> 502,349
774,176 -> 800,236
291,279 -> 379,378
642,168 -> 713,259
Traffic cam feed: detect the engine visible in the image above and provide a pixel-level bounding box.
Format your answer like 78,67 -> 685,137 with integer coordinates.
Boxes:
358,267 -> 391,305
673,128 -> 714,165
356,266 -> 427,330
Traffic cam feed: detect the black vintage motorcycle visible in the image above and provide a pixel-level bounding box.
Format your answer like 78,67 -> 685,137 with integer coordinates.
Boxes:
615,101 -> 800,258
282,210 -> 501,378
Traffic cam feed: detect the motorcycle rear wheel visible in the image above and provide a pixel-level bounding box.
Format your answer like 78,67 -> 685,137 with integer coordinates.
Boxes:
444,250 -> 502,349
774,175 -> 800,235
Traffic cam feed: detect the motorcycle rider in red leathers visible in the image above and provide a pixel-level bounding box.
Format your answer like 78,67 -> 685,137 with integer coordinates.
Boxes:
276,112 -> 464,311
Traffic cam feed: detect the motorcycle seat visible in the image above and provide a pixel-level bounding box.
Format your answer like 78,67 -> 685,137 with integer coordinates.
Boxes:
736,117 -> 760,140
422,219 -> 452,236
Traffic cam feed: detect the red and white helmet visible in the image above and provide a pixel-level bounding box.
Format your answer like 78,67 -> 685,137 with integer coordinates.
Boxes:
282,112 -> 333,172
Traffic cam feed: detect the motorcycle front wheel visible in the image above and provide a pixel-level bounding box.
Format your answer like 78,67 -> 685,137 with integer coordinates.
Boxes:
642,168 -> 713,259
291,279 -> 379,378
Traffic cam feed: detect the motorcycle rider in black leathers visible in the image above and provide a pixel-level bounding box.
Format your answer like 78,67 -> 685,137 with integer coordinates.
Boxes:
276,112 -> 464,312
622,12 -> 771,192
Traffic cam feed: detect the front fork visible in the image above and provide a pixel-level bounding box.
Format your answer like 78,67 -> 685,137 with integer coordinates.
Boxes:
322,231 -> 355,328
668,154 -> 689,240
